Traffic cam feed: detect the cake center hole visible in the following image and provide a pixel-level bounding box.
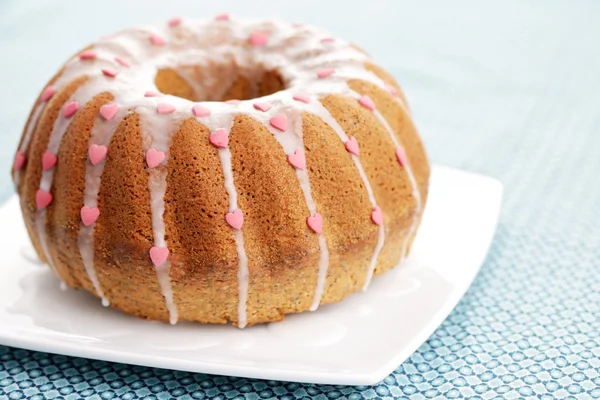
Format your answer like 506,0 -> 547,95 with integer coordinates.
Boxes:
154,65 -> 285,102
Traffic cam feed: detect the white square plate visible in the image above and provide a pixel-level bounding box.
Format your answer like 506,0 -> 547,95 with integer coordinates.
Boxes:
0,165 -> 502,385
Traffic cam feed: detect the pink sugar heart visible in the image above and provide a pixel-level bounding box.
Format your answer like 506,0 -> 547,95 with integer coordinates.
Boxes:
192,104 -> 211,117
395,146 -> 407,167
253,102 -> 271,112
317,67 -> 335,79
321,37 -> 335,43
42,151 -> 57,170
345,136 -> 359,156
250,31 -> 269,46
225,99 -> 241,105
144,91 -> 162,97
115,57 -> 130,67
225,209 -> 244,230
293,93 -> 310,103
13,151 -> 25,171
41,86 -> 56,102
89,144 -> 108,165
371,206 -> 383,226
146,148 -> 165,169
168,17 -> 182,27
102,68 -> 118,78
288,150 -> 306,170
150,33 -> 166,46
215,13 -> 230,21
62,101 -> 79,118
270,114 -> 288,132
79,50 -> 97,60
149,246 -> 169,267
99,103 -> 119,120
209,128 -> 229,149
36,189 -> 52,209
358,95 -> 375,111
80,206 -> 100,226
157,103 -> 175,114
385,83 -> 398,96
307,212 -> 323,234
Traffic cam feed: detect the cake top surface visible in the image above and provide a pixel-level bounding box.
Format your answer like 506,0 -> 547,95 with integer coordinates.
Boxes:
46,16 -> 387,125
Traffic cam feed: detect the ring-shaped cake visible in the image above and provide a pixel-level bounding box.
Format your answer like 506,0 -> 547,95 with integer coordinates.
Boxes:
13,15 -> 429,327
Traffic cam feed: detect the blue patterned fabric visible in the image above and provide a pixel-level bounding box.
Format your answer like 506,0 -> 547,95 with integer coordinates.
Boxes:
1,0 -> 600,398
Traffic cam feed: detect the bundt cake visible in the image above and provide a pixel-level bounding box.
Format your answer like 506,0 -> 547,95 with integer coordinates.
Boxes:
12,15 -> 429,328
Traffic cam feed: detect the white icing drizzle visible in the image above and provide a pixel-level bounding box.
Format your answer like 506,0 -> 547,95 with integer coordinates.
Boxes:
35,209 -> 56,273
198,117 -> 250,329
14,104 -> 45,187
35,82 -> 100,275
137,105 -> 184,325
19,104 -> 45,154
22,17 -> 423,325
77,109 -> 125,307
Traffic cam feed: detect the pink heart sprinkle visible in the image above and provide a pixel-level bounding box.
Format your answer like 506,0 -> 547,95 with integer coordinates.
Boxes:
270,114 -> 288,132
225,209 -> 244,230
371,206 -> 383,226
79,50 -> 97,60
321,37 -> 335,43
144,91 -> 162,97
13,152 -> 25,171
80,206 -> 100,226
89,144 -> 108,165
62,101 -> 79,118
395,147 -> 407,167
307,212 -> 323,234
358,95 -> 375,111
293,93 -> 310,103
250,31 -> 269,46
192,104 -> 211,117
150,34 -> 165,46
102,68 -> 118,77
287,150 -> 306,170
215,13 -> 230,21
209,128 -> 229,149
42,151 -> 57,170
41,86 -> 56,102
36,189 -> 52,209
146,148 -> 165,169
385,83 -> 398,96
149,247 -> 169,267
225,99 -> 241,105
168,17 -> 182,27
317,68 -> 335,79
157,103 -> 175,114
115,57 -> 130,67
345,136 -> 359,156
253,102 -> 271,112
99,103 -> 119,120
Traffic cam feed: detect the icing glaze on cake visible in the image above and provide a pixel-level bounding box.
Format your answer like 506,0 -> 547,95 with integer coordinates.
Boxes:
13,16 -> 428,328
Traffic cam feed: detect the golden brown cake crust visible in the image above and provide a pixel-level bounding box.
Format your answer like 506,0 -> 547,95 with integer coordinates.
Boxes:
13,18 -> 430,326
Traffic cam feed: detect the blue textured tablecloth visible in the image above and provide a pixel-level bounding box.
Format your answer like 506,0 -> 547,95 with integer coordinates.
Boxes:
1,0 -> 599,398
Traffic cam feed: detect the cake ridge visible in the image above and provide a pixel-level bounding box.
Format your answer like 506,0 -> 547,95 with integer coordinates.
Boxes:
307,100 -> 386,292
